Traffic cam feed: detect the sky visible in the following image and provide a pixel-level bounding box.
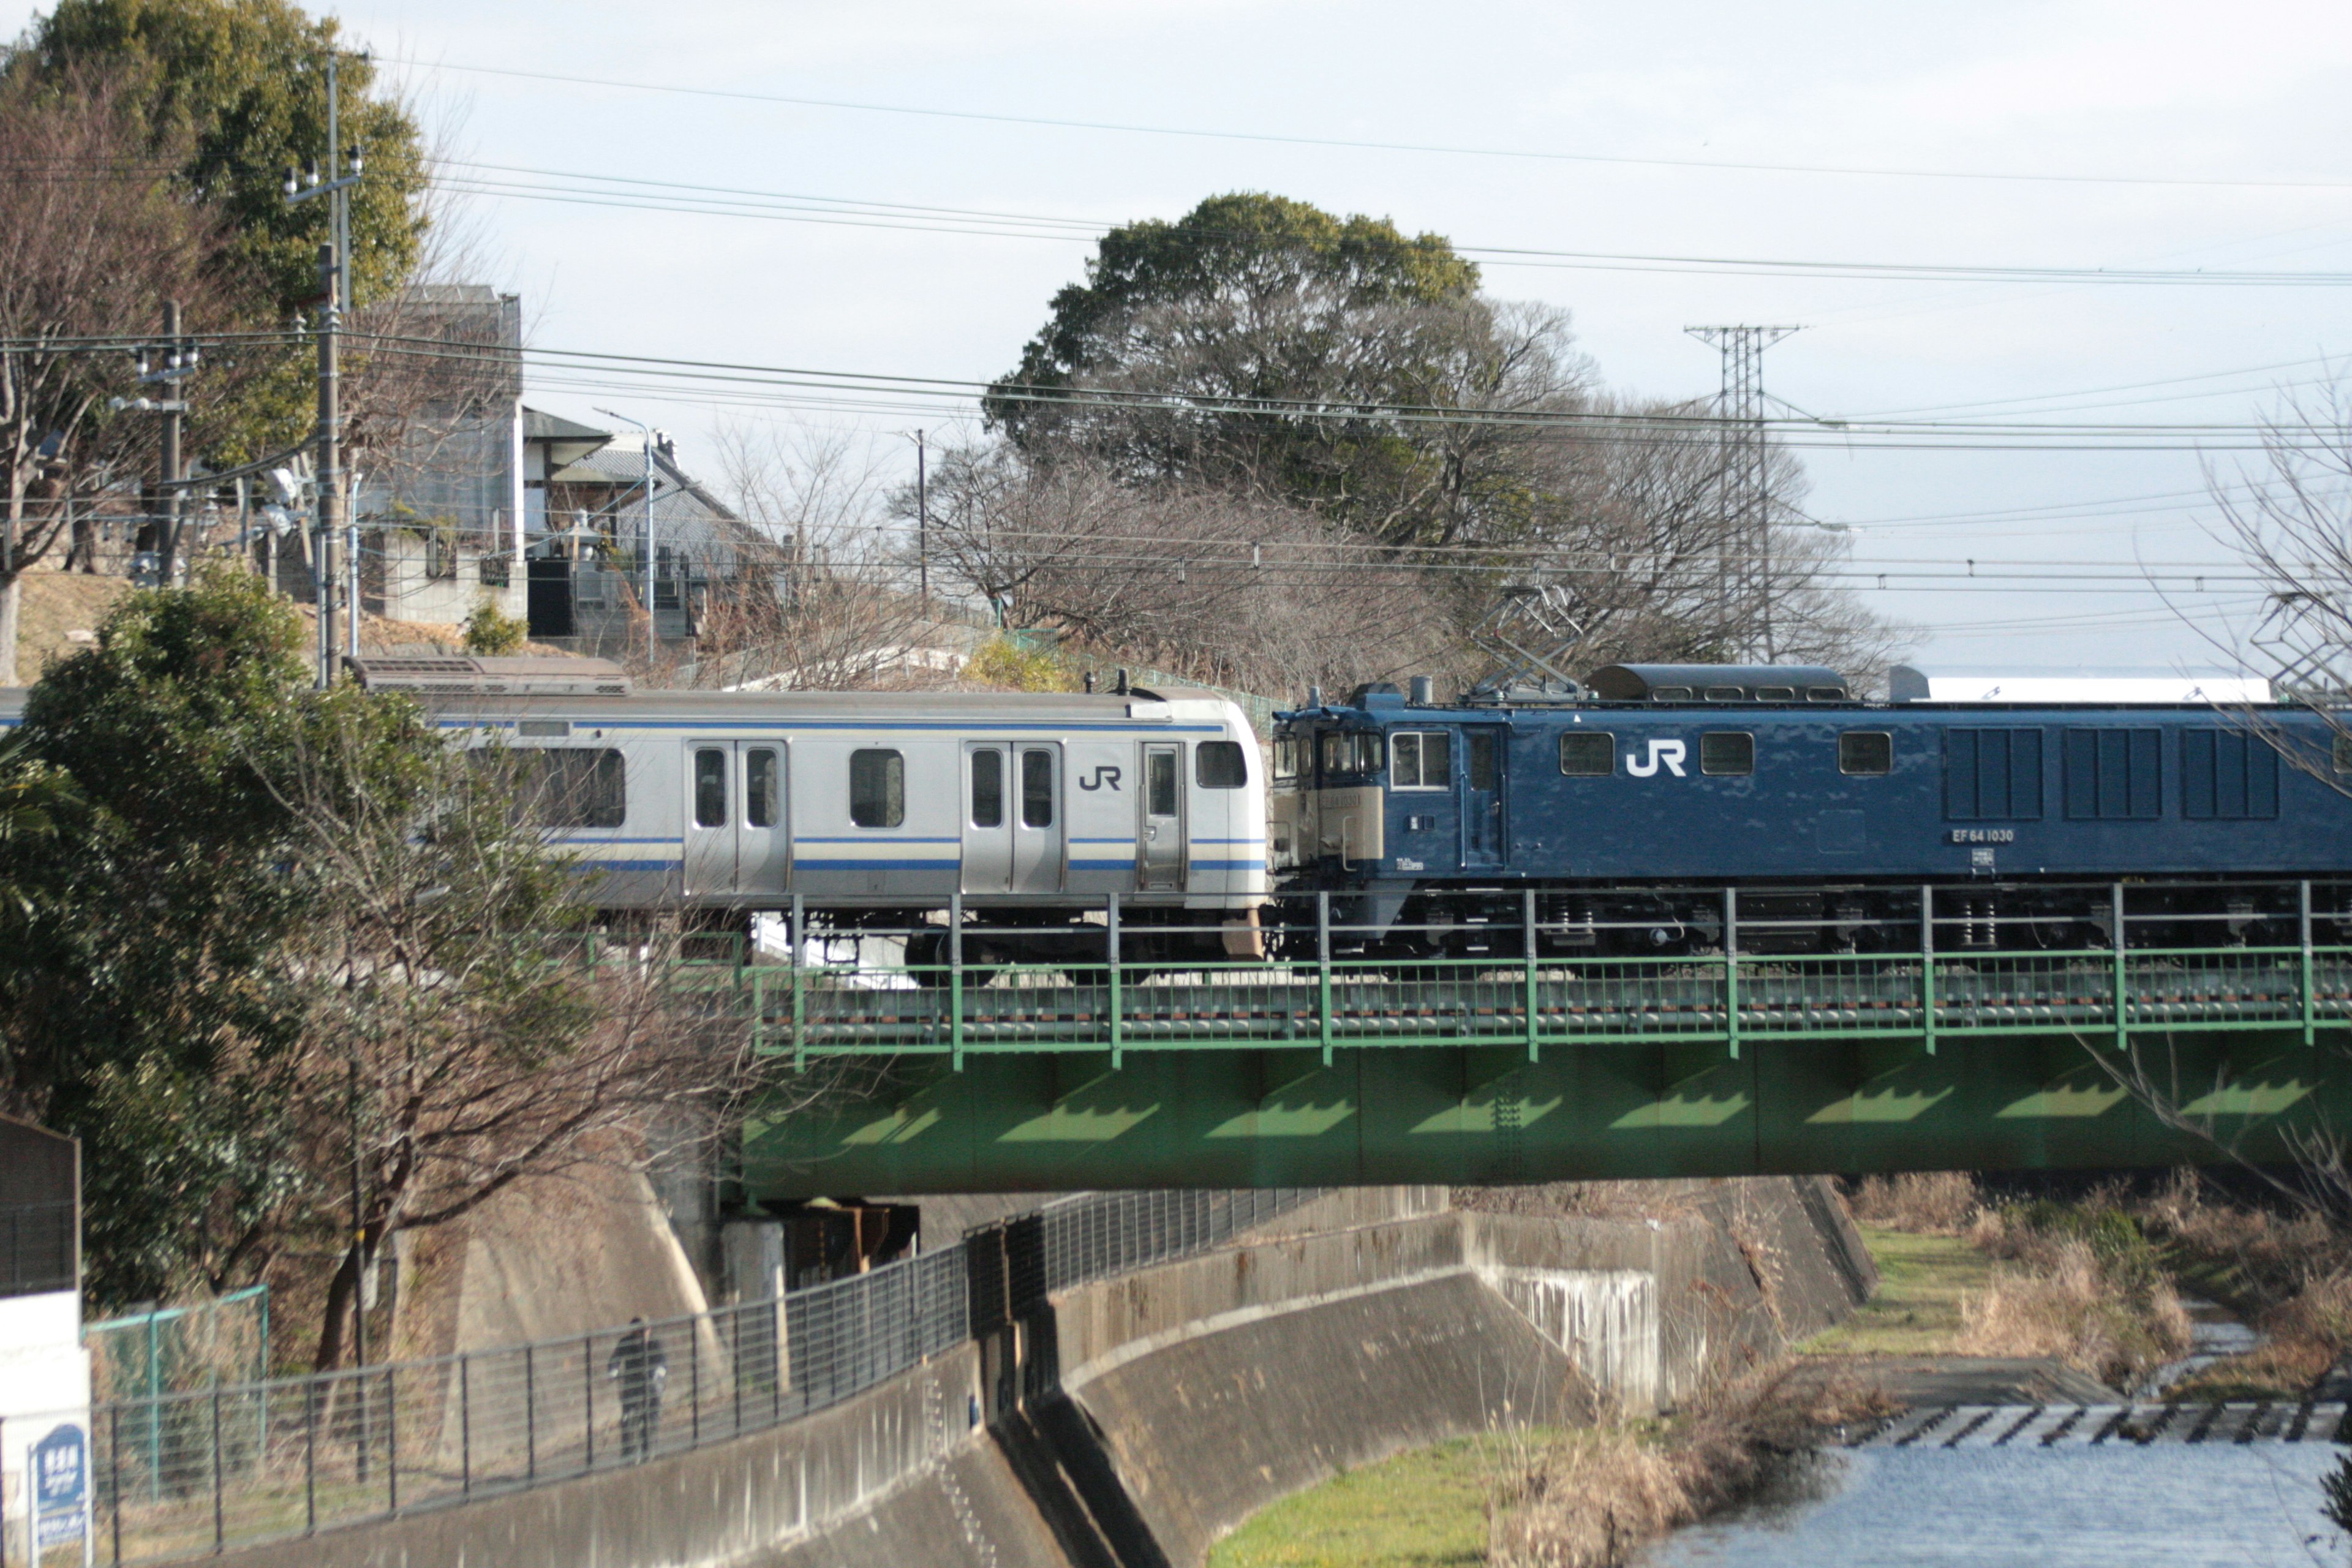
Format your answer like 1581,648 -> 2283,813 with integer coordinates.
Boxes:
15,0 -> 2350,680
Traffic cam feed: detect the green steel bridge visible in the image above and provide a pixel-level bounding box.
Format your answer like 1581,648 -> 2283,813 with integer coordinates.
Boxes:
728,887 -> 2352,1197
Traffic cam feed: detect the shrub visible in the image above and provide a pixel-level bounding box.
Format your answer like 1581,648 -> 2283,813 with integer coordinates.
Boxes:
463,597 -> 528,656
1844,1172 -> 1981,1234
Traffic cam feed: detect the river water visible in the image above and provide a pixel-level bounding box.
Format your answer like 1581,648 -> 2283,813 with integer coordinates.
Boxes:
1642,1444 -> 2342,1567
1647,1302 -> 2339,1567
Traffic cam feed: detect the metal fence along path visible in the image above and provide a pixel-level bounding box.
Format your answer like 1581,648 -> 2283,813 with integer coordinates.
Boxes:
0,1188 -> 1324,1567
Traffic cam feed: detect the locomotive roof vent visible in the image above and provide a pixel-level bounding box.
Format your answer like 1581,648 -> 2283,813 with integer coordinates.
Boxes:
1348,681 -> 1405,709
1586,663 -> 1848,704
346,654 -> 633,697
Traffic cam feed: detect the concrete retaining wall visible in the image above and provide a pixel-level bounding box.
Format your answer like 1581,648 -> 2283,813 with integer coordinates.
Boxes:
217,1178 -> 1869,1568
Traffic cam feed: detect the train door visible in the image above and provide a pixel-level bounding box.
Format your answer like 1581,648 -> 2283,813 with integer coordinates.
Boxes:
962,742 -> 1012,894
1139,742 -> 1185,891
683,741 -> 789,897
1012,744 -> 1065,894
1463,728 -> 1505,870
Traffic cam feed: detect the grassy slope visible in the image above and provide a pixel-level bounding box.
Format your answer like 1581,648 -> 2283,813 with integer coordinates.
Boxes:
1802,1226 -> 1989,1357
1207,1433 -> 1551,1568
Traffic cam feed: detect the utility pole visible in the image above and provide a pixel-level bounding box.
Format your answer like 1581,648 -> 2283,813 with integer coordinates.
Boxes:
285,54 -> 364,687
913,429 -> 929,606
158,301 -> 183,581
595,407 -> 658,655
1686,326 -> 1796,662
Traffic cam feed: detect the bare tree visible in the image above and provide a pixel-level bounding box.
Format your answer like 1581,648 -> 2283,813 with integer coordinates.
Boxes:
685,420 -> 938,690
0,66 -> 246,682
257,706 -> 792,1369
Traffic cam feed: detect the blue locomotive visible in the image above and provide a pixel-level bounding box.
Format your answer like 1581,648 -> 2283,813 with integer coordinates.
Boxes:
1268,663 -> 2352,954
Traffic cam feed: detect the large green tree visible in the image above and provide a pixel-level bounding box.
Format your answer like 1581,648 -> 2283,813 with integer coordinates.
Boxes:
982,192 -> 1589,549
13,0 -> 429,315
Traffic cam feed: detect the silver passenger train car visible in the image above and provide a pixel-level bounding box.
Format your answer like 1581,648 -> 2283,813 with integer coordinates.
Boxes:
2,657 -> 1271,961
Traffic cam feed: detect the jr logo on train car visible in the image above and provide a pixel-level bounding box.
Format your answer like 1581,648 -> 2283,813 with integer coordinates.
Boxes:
1079,766 -> 1123,791
1626,739 -> 1687,779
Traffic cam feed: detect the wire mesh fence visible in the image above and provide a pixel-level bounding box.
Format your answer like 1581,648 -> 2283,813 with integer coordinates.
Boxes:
1,1186 -> 1323,1566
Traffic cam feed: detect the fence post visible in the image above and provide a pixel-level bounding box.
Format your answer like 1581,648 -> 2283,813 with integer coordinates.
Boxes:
1919,885 -> 1937,1055
459,1355 -> 471,1497
949,894 -> 965,1072
303,1385 -> 316,1535
524,1344 -> 536,1482
2112,882 -> 2129,1051
1316,891 -> 1333,1068
583,1336 -> 595,1472
1107,893 -> 1123,1070
692,1321 -> 702,1447
211,1389 -> 225,1551
1722,887 -> 1740,1060
2303,878 -> 2317,1046
385,1366 -> 398,1512
790,892 -> 807,1070
110,1402 -> 123,1566
1522,888 -> 1539,1063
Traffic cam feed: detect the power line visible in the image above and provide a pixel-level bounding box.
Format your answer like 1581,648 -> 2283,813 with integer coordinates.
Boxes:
387,56 -> 2352,193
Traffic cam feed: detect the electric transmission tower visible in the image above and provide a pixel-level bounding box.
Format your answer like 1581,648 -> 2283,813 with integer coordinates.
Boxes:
1686,325 -> 1797,662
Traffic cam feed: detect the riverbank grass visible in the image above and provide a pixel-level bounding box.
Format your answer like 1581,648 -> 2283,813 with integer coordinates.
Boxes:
1800,1227 -> 1988,1356
1208,1431 -> 1561,1568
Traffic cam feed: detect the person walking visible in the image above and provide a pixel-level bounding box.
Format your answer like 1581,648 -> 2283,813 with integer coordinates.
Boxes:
606,1317 -> 669,1461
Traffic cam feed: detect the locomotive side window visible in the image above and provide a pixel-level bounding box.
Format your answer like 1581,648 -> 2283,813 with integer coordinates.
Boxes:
1947,728 -> 2043,820
1273,737 -> 1300,781
1197,741 -> 1248,788
1391,731 -> 1452,790
1700,732 -> 1754,776
747,748 -> 780,829
1467,733 -> 1499,791
850,748 -> 905,828
1559,732 -> 1615,776
971,749 -> 1004,828
504,747 -> 627,828
693,748 -> 728,828
2336,734 -> 2352,775
2064,728 -> 2161,820
1022,749 -> 1056,828
2182,729 -> 2280,821
1838,732 -> 1893,776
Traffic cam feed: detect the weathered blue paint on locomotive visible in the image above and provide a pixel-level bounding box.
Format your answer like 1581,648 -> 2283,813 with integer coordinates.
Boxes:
1273,688 -> 2351,891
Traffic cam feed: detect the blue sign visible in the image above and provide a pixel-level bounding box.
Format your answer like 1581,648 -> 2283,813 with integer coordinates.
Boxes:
31,1423 -> 89,1551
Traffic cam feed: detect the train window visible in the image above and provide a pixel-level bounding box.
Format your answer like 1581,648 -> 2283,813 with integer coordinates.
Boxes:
501,747 -> 626,828
1700,732 -> 1754,776
1357,734 -> 1383,773
1807,686 -> 1847,702
971,749 -> 1003,828
1390,731 -> 1452,790
1273,737 -> 1300,781
1839,732 -> 1893,776
1559,732 -> 1615,776
850,748 -> 905,828
1322,733 -> 1349,776
747,748 -> 780,828
1022,749 -> 1055,828
2336,734 -> 2352,775
1147,750 -> 1179,817
693,748 -> 728,828
1651,687 -> 1693,702
1754,687 -> 1795,703
517,720 -> 569,737
1704,685 -> 1744,702
1197,741 -> 1248,788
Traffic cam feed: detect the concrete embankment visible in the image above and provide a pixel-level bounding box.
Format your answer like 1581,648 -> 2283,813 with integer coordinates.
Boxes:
219,1178 -> 1870,1568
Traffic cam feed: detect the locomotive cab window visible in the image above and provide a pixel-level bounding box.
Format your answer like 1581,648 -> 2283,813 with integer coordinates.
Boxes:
1197,741 -> 1247,788
2336,734 -> 2352,775
850,748 -> 905,828
1321,733 -> 1349,777
1838,732 -> 1893,776
1390,731 -> 1452,790
1273,737 -> 1301,782
1700,732 -> 1754,776
1559,732 -> 1615,776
